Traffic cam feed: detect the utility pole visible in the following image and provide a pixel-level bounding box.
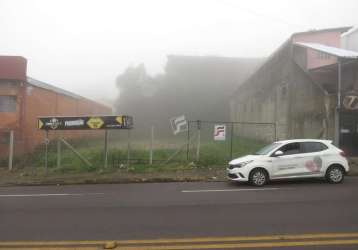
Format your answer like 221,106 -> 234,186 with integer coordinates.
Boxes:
335,59 -> 342,146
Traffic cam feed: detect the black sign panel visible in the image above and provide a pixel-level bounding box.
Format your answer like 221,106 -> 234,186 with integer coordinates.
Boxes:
38,115 -> 133,130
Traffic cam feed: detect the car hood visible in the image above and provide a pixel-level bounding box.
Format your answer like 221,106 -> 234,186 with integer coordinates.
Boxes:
229,155 -> 262,165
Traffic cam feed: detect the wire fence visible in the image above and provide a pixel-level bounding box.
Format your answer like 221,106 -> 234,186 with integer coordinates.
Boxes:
0,121 -> 276,172
186,121 -> 276,164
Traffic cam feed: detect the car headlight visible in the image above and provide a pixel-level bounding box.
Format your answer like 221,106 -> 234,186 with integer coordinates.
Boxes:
229,160 -> 253,169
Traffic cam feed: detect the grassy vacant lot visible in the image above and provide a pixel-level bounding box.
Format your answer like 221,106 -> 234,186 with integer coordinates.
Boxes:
2,136 -> 265,175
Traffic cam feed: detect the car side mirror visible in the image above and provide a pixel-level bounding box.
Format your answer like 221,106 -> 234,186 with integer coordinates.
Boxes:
274,150 -> 283,157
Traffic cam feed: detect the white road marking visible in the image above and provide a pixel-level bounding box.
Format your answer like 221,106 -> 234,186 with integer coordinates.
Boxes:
181,188 -> 281,193
0,193 -> 105,197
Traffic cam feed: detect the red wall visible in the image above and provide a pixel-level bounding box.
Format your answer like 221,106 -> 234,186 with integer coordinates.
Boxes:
22,85 -> 112,152
0,81 -> 24,155
0,56 -> 27,81
292,31 -> 341,69
0,56 -> 112,157
0,82 -> 112,155
0,81 -> 22,130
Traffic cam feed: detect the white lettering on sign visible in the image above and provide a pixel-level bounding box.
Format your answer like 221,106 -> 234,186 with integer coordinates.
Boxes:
340,128 -> 350,134
65,119 -> 85,127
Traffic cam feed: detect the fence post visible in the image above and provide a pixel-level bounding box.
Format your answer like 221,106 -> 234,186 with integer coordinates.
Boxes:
127,129 -> 131,167
104,130 -> 109,168
57,137 -> 61,169
8,130 -> 14,171
186,121 -> 190,161
230,123 -> 234,159
44,130 -> 49,175
149,126 -> 154,165
196,120 -> 201,162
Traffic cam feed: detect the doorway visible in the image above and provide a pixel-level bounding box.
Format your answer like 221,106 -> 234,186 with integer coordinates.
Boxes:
340,112 -> 358,156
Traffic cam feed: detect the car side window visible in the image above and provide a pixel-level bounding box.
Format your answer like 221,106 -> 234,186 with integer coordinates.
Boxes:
301,142 -> 328,153
277,142 -> 300,155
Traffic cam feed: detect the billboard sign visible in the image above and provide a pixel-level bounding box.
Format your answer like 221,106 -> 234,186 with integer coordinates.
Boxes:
214,124 -> 226,141
37,115 -> 133,130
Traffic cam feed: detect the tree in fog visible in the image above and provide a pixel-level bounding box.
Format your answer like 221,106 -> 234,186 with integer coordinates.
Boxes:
115,64 -> 166,136
115,56 -> 262,138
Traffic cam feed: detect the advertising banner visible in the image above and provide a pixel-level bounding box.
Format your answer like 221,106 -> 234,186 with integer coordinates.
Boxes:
37,115 -> 133,130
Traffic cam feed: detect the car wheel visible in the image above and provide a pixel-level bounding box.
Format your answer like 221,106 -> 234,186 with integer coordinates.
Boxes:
326,165 -> 344,184
249,168 -> 268,187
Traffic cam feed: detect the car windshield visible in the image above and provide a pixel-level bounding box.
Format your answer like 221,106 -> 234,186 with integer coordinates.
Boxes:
254,142 -> 282,155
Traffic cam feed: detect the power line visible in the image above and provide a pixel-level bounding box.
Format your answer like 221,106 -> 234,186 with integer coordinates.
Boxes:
212,0 -> 306,29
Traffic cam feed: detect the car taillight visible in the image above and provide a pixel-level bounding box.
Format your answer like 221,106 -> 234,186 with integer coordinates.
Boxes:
340,151 -> 347,158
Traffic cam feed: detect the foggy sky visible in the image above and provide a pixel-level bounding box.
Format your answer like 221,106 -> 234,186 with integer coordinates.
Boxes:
0,0 -> 357,104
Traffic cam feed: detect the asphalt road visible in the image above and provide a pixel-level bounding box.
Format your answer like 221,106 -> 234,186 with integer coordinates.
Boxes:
1,177 -> 358,249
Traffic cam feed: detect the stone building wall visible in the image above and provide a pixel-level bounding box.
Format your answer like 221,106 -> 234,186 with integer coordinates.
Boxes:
231,42 -> 334,142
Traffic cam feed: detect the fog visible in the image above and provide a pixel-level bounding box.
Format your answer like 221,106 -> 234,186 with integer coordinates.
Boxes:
0,0 -> 357,105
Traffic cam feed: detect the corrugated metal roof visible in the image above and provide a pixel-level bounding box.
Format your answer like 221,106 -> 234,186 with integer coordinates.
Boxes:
341,26 -> 358,37
27,77 -> 84,100
292,26 -> 352,36
294,42 -> 358,59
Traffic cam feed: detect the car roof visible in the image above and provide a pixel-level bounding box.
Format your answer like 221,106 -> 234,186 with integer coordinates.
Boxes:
274,139 -> 332,144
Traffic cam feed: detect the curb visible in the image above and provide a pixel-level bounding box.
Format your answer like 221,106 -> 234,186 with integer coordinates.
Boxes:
0,177 -> 225,187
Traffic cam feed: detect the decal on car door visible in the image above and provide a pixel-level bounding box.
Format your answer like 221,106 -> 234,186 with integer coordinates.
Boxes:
304,156 -> 322,173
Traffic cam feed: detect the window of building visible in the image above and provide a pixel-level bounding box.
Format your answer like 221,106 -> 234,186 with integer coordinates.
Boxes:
0,132 -> 10,144
0,95 -> 17,112
316,51 -> 331,60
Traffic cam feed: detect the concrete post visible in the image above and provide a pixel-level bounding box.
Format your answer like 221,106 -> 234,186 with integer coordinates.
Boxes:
45,131 -> 49,175
149,126 -> 154,165
104,130 -> 109,168
8,130 -> 14,171
196,121 -> 201,162
230,123 -> 234,159
186,122 -> 190,161
127,129 -> 131,167
57,138 -> 61,169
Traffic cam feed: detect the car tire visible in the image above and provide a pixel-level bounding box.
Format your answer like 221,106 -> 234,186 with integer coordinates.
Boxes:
326,165 -> 344,184
249,168 -> 268,187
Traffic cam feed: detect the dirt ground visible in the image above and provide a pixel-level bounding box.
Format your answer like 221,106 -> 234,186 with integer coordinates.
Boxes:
0,167 -> 227,186
0,159 -> 357,186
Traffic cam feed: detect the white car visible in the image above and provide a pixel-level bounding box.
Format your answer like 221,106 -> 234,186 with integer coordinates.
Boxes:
227,139 -> 349,186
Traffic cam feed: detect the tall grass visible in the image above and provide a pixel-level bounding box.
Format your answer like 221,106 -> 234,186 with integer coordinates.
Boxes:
6,136 -> 265,174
